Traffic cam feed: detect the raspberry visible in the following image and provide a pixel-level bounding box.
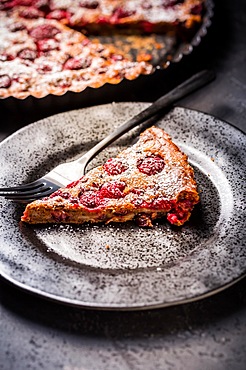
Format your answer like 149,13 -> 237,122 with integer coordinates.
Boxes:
149,198 -> 173,210
63,57 -> 91,70
37,38 -> 58,51
137,155 -> 165,175
104,158 -> 128,175
79,1 -> 99,9
46,10 -> 71,20
17,48 -> 37,60
19,7 -> 44,19
98,181 -> 126,199
79,190 -> 99,208
0,74 -> 12,88
29,24 -> 60,40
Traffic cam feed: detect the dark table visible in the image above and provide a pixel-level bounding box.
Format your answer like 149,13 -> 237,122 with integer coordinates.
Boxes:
0,1 -> 245,369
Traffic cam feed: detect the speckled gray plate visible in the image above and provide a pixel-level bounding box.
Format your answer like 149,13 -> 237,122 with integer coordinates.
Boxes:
0,103 -> 245,310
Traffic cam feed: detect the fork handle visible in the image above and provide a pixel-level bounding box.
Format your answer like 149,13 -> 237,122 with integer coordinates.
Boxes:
76,69 -> 215,170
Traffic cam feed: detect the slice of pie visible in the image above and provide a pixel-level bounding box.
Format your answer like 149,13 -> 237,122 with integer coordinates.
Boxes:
21,126 -> 200,227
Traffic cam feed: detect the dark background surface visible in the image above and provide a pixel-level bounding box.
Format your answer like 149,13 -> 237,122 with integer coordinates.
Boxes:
0,0 -> 245,369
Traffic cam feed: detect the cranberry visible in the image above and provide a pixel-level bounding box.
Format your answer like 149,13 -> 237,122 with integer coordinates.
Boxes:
46,9 -> 71,20
29,24 -> 60,40
37,38 -> 58,51
19,7 -> 44,19
137,155 -> 165,175
63,57 -> 91,70
0,74 -> 12,88
104,158 -> 128,175
79,1 -> 99,9
98,181 -> 126,199
17,48 -> 37,60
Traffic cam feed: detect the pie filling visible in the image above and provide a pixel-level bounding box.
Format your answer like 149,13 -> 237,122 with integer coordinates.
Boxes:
21,126 -> 200,227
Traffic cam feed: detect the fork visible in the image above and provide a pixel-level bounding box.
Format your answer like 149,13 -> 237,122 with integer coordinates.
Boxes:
0,69 -> 215,203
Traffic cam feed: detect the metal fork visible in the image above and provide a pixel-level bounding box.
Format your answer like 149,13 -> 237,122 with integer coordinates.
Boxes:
0,70 -> 215,203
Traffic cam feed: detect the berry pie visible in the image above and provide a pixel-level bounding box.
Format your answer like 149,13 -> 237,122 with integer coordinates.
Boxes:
21,126 -> 200,227
0,0 -> 204,99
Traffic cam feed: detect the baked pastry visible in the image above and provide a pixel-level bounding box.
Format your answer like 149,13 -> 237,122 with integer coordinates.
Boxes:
0,11 -> 153,99
21,126 -> 200,227
0,0 -> 204,99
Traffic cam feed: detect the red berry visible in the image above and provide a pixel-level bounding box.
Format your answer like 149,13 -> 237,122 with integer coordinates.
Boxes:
104,158 -> 128,175
149,198 -> 173,210
79,190 -> 99,208
137,155 -> 165,175
0,74 -> 12,88
37,38 -> 58,51
63,57 -> 91,70
17,48 -> 37,60
98,181 -> 126,199
29,24 -> 60,40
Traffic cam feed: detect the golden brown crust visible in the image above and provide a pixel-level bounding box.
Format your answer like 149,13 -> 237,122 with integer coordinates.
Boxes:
21,126 -> 199,227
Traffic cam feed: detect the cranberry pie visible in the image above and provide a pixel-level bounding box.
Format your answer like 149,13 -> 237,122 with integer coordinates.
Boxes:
21,126 -> 200,227
0,0 -> 204,99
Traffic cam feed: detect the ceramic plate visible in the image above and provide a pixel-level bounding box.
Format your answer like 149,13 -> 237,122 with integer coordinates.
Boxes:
0,103 -> 245,310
